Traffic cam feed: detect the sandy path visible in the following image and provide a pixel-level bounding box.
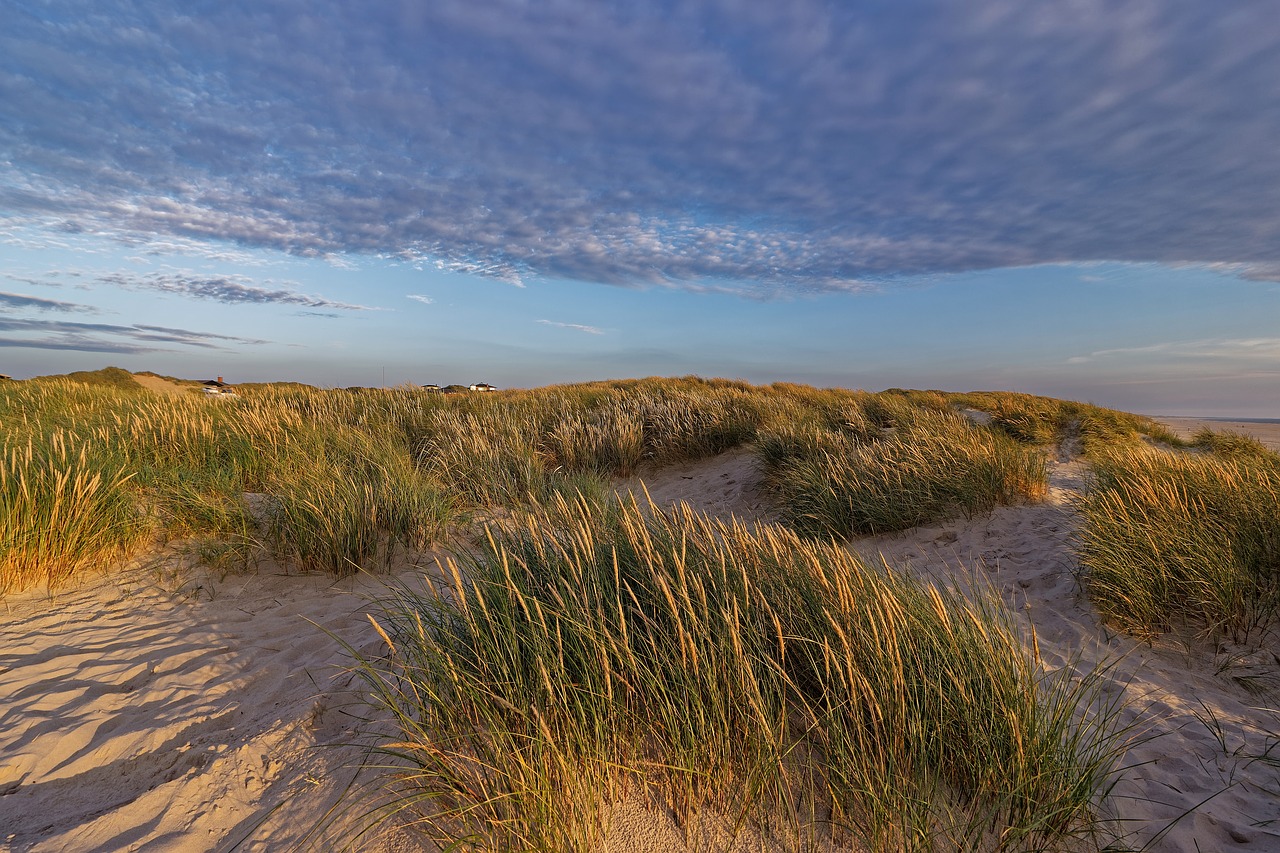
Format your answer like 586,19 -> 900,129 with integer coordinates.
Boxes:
615,447 -> 773,524
849,459 -> 1280,852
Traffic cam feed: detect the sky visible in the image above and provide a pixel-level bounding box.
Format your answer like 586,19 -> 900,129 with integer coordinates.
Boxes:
2,2 -> 1279,416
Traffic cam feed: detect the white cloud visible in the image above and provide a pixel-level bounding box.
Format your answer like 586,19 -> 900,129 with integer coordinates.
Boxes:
1069,338 -> 1280,364
537,319 -> 604,335
0,316 -> 266,354
405,294 -> 435,305
0,290 -> 97,313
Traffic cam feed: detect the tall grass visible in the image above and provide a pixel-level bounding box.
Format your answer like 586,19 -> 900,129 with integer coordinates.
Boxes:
2,374 -> 783,590
1079,444 -> 1280,641
0,372 -> 1204,600
952,392 -> 1181,453
0,431 -> 147,592
356,496 -> 1122,851
761,409 -> 1048,538
266,429 -> 454,575
0,379 -> 460,589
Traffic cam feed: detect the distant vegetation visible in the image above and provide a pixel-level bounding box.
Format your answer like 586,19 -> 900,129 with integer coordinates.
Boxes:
31,365 -> 146,391
133,369 -> 203,387
6,373 -> 1144,593
6,369 -> 1274,850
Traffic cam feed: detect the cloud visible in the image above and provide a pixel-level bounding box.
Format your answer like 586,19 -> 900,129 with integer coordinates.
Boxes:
0,317 -> 267,354
1069,338 -> 1280,364
3,3 -> 1280,293
1195,262 -> 1280,284
537,319 -> 604,335
94,271 -> 375,309
0,290 -> 97,313
4,274 -> 62,289
405,294 -> 434,305
0,337 -> 154,354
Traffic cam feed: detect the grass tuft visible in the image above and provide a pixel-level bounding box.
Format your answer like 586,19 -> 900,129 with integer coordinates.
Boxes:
761,409 -> 1047,538
355,495 -> 1123,851
1079,444 -> 1280,642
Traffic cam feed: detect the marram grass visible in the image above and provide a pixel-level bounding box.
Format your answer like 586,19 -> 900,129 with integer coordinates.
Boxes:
0,431 -> 147,592
761,409 -> 1048,538
354,495 -> 1124,852
1079,443 -> 1280,642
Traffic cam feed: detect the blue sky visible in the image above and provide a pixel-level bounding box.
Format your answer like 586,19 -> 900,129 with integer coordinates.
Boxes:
2,2 -> 1279,416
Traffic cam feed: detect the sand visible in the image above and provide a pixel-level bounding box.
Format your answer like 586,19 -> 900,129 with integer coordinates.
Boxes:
4,436 -> 1280,851
0,556 -> 433,852
1154,417 -> 1280,453
130,374 -> 191,396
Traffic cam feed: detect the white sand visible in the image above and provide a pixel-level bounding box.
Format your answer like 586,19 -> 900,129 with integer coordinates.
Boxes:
3,439 -> 1280,851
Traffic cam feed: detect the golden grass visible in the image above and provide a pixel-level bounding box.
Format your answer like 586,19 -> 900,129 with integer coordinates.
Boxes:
1079,443 -> 1280,642
760,407 -> 1048,538
356,495 -> 1125,851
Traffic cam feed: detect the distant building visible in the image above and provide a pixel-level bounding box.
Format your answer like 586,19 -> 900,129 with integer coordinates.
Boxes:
202,376 -> 235,395
0,374 -> 11,381
469,382 -> 498,392
421,384 -> 442,393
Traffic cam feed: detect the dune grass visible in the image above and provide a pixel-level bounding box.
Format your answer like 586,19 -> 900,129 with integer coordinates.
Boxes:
2,374 -> 1181,593
5,372 -> 1199,850
356,495 -> 1123,852
1189,427 -> 1277,461
759,407 -> 1048,538
1079,442 -> 1280,642
952,392 -> 1181,453
0,379 -> 461,589
0,375 -> 775,590
0,430 -> 147,590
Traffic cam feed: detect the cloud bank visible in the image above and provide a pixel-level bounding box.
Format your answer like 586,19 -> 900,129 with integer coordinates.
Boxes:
3,2 -> 1280,293
0,317 -> 267,355
0,291 -> 96,313
93,272 -> 373,309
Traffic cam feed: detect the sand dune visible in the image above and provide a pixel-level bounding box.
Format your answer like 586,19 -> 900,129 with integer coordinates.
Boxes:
3,437 -> 1280,851
130,374 -> 191,397
624,446 -> 1280,851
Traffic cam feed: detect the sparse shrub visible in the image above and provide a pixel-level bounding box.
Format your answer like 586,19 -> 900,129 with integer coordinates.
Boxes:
1191,428 -> 1278,462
